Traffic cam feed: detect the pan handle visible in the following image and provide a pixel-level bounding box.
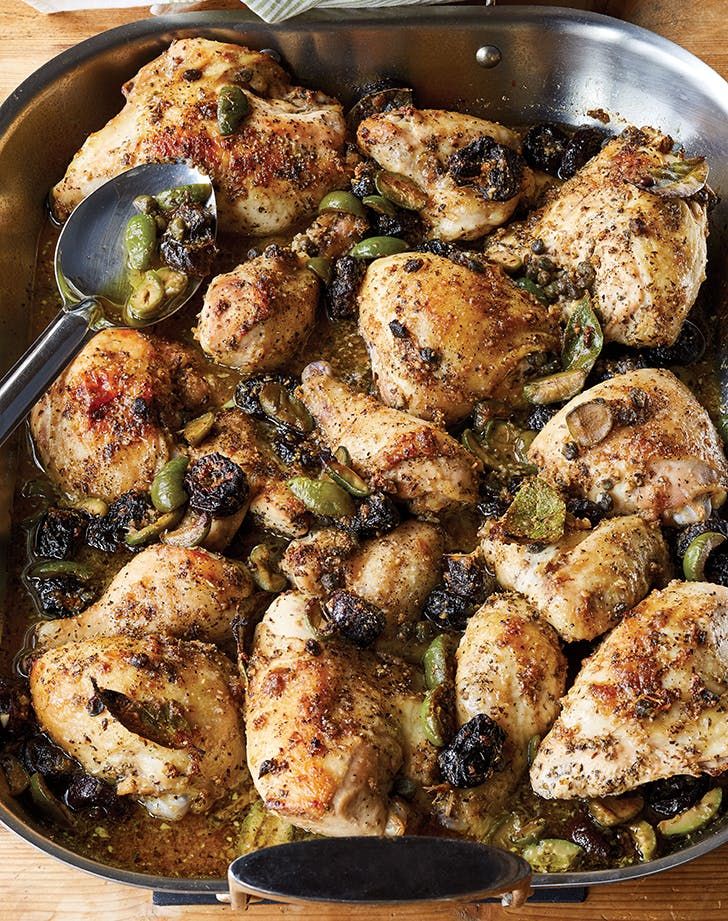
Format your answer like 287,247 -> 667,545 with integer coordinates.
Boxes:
0,299 -> 99,446
227,836 -> 531,910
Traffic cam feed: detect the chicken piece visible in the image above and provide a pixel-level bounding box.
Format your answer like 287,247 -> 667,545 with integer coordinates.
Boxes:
531,581 -> 728,799
358,252 -> 559,423
529,368 -> 728,526
245,592 -> 429,836
357,108 -> 531,241
50,39 -> 350,235
481,515 -> 671,642
33,544 -> 255,650
191,408 -> 310,545
30,328 -> 210,502
30,635 -> 247,820
487,127 -> 708,347
434,594 -> 566,836
299,362 -> 479,515
281,519 -> 444,635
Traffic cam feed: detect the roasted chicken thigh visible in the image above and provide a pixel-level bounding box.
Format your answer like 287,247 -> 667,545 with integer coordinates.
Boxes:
51,38 -> 351,235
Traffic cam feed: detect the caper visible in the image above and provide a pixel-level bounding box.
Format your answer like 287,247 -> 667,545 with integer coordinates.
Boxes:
124,213 -> 158,272
324,458 -> 371,498
350,236 -> 409,260
217,84 -> 250,136
248,544 -> 288,593
132,194 -> 158,215
258,382 -> 314,435
420,686 -> 449,747
154,184 -> 211,213
161,510 -> 212,548
375,171 -> 428,211
150,456 -> 189,513
318,190 -> 367,218
167,215 -> 187,241
157,267 -> 188,298
182,411 -> 216,447
361,194 -> 397,216
423,634 -> 452,690
287,477 -> 355,518
125,509 -> 183,548
29,773 -> 74,828
125,270 -> 165,322
27,560 -> 93,580
306,256 -> 332,284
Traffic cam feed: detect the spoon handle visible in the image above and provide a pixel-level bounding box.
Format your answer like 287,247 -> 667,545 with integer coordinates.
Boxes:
0,299 -> 99,446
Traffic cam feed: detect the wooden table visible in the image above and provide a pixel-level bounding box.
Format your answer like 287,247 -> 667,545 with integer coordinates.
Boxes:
0,0 -> 727,917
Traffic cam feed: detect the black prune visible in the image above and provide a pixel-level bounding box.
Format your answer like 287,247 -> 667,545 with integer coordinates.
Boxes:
443,555 -> 492,604
35,507 -> 88,560
234,372 -> 298,417
86,491 -> 152,553
64,772 -> 126,816
0,677 -> 34,736
589,351 -> 648,384
558,127 -> 608,179
350,160 -> 379,198
325,255 -> 367,320
342,491 -> 400,539
525,404 -> 559,432
159,202 -> 216,276
523,123 -> 569,176
566,495 -> 612,526
477,483 -> 510,521
417,239 -> 486,274
448,137 -> 524,202
639,320 -> 706,368
23,734 -> 75,776
675,517 -> 728,558
643,774 -> 708,819
323,589 -> 386,647
30,575 -> 96,619
423,586 -> 475,632
185,453 -> 249,517
371,208 -> 424,244
438,713 -> 505,788
566,818 -> 612,863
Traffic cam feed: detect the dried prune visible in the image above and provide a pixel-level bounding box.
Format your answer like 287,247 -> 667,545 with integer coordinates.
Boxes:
589,352 -> 648,384
341,491 -> 400,539
35,507 -> 88,560
525,404 -> 559,432
234,372 -> 298,417
448,137 -> 524,202
565,818 -> 612,863
325,255 -> 367,320
86,491 -> 152,553
323,589 -> 385,647
159,202 -> 216,276
443,555 -> 493,604
559,127 -> 608,179
23,734 -> 75,776
523,123 -> 569,175
350,160 -> 379,198
0,677 -> 33,736
371,207 -> 424,243
643,774 -> 708,819
185,453 -> 248,517
30,575 -> 96,619
417,239 -> 486,274
639,320 -> 706,368
438,713 -> 505,788
566,495 -> 612,526
64,772 -> 126,816
477,482 -> 510,521
423,586 -> 476,632
675,518 -> 728,558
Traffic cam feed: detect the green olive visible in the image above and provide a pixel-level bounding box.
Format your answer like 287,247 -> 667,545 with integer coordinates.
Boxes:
306,257 -> 332,284
132,194 -> 159,215
683,531 -> 726,581
217,84 -> 250,136
155,183 -> 212,211
423,634 -> 451,690
523,368 -> 587,405
588,795 -> 644,827
420,687 -> 449,747
167,215 -> 187,241
124,213 -> 158,272
73,497 -> 109,517
125,509 -> 184,548
183,411 -> 216,447
248,544 -> 288,593
126,270 -> 165,322
324,458 -> 371,498
258,382 -> 314,435
375,171 -> 427,211
657,788 -> 722,837
27,560 -> 93,580
287,477 -> 355,518
629,820 -> 657,862
362,194 -> 397,216
318,190 -> 367,218
150,456 -> 189,513
350,236 -> 409,260
156,267 -> 188,299
29,773 -> 74,828
522,838 -> 582,873
161,510 -> 212,548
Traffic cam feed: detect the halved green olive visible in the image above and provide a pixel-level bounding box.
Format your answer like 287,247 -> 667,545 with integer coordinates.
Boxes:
217,85 -> 250,136
155,183 -> 212,211
423,634 -> 452,690
183,411 -> 216,447
132,194 -> 158,215
657,788 -> 722,836
420,686 -> 448,747
629,820 -> 657,862
375,171 -> 427,211
161,510 -> 212,548
150,456 -> 189,513
487,250 -> 524,274
0,754 -> 30,796
461,423 -> 536,478
124,213 -> 157,272
125,509 -> 184,548
29,773 -> 74,828
248,544 -> 288,593
287,477 -> 355,518
258,382 -> 314,435
27,560 -> 93,580
522,838 -> 583,872
73,497 -> 109,517
588,794 -> 644,827
156,267 -> 188,298
523,368 -> 587,405
350,236 -> 409,260
362,194 -> 397,216
565,399 -> 613,447
318,190 -> 367,218
683,532 -> 726,581
125,270 -> 165,322
324,457 -> 371,498
306,257 -> 332,284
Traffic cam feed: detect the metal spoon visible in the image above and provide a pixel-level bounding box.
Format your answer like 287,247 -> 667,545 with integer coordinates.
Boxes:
0,161 -> 217,446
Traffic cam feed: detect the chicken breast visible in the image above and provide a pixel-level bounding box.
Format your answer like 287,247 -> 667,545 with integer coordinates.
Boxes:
358,252 -> 559,423
33,544 -> 255,650
197,247 -> 320,372
528,368 -> 728,526
488,127 -> 708,347
30,328 -> 210,502
299,361 -> 479,515
531,581 -> 728,799
30,635 -> 247,820
191,408 -> 310,545
357,108 -> 531,241
481,515 -> 671,642
50,38 -> 350,235
245,592 -> 426,836
280,519 -> 444,636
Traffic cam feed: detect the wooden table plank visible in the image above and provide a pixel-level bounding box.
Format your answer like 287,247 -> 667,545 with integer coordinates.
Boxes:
0,1 -> 727,917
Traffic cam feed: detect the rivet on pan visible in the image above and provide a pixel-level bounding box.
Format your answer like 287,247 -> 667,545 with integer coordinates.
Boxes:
476,45 -> 502,68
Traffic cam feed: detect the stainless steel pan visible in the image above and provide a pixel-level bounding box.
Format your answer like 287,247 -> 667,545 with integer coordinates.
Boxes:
1,5 -> 727,904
